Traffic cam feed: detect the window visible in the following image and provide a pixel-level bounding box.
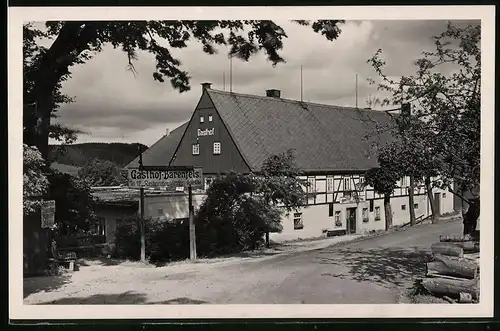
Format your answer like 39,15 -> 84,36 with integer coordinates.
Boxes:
401,176 -> 407,187
329,203 -> 334,217
158,208 -> 164,216
343,177 -> 352,198
95,217 -> 106,236
307,177 -> 316,193
192,143 -> 200,155
362,208 -> 368,222
200,116 -> 204,123
369,199 -> 374,212
401,204 -> 406,210
326,177 -> 334,193
335,211 -> 342,227
414,203 -> 419,209
293,212 -> 303,230
344,177 -> 351,191
442,193 -> 447,198
208,114 -> 213,122
375,207 -> 381,220
213,142 -> 221,155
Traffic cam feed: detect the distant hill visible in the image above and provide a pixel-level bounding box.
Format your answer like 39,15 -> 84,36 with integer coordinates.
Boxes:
49,142 -> 148,168
50,162 -> 81,176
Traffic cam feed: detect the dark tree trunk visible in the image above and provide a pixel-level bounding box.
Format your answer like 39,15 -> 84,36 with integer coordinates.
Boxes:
28,22 -> 96,161
463,197 -> 480,235
265,231 -> 270,248
425,176 -> 437,223
408,175 -> 416,226
383,194 -> 392,231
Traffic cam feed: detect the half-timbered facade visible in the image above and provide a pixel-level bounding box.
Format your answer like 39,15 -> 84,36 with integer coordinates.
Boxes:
126,83 -> 455,241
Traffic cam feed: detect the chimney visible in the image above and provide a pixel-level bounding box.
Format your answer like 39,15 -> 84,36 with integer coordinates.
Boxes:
201,82 -> 212,91
165,128 -> 170,136
266,89 -> 281,98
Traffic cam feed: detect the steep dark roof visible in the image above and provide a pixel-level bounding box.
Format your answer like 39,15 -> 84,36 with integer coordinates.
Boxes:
126,122 -> 188,168
91,188 -> 139,206
207,89 -> 396,172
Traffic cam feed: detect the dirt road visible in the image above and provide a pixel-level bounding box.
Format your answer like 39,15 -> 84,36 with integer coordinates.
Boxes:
24,219 -> 462,305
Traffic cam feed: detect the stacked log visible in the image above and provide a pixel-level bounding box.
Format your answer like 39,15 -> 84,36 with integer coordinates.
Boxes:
420,233 -> 480,303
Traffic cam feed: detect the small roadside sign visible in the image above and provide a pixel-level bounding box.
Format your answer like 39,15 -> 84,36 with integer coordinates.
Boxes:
41,200 -> 56,228
127,166 -> 203,190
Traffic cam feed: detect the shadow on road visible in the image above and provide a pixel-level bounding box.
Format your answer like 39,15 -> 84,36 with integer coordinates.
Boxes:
33,291 -> 209,305
77,258 -> 123,267
23,274 -> 72,299
315,247 -> 432,288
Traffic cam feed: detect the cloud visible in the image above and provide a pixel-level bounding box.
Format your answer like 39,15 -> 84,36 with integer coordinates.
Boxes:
46,19 -> 479,146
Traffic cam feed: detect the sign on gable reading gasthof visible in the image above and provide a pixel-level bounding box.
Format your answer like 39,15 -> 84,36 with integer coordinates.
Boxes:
41,200 -> 56,228
128,166 -> 203,189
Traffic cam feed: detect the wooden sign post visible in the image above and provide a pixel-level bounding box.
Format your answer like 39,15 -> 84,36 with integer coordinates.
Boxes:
188,184 -> 196,261
138,145 -> 146,263
127,164 -> 202,261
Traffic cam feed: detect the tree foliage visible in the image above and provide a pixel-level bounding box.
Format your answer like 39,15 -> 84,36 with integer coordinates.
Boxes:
364,166 -> 398,197
367,22 -> 480,193
78,158 -> 127,187
47,170 -> 98,235
195,150 -> 306,255
23,20 -> 345,161
259,149 -> 307,215
367,22 -> 480,233
23,144 -> 49,215
23,23 -> 83,148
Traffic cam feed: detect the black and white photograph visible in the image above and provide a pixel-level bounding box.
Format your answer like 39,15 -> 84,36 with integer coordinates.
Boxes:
9,5 -> 494,320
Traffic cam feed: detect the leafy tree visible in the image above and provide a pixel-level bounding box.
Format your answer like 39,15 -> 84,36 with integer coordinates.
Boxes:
24,24 -> 83,152
23,144 -> 49,215
47,170 -> 98,235
367,22 -> 480,234
78,157 -> 127,187
195,150 -> 307,255
23,20 -> 345,162
364,166 -> 398,230
258,149 -> 307,246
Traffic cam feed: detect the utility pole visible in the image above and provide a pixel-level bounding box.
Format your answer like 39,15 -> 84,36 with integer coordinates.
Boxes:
300,65 -> 303,102
355,74 -> 358,108
188,184 -> 197,260
138,144 -> 146,263
229,56 -> 233,93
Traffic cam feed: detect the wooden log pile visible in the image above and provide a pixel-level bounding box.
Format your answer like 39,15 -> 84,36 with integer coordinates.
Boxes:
418,231 -> 480,303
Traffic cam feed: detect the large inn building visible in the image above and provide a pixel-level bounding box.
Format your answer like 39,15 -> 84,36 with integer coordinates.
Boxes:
126,83 -> 454,242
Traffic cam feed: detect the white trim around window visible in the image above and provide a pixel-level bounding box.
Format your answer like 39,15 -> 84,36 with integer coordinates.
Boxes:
192,143 -> 200,155
213,142 -> 221,155
326,176 -> 334,193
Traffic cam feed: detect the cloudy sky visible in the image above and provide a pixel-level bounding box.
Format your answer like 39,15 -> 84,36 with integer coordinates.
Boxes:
44,19 -> 478,147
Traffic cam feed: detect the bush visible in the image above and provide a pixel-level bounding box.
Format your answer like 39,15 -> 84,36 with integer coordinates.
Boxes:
114,151 -> 305,262
113,216 -> 189,263
195,174 -> 284,257
113,219 -> 140,259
